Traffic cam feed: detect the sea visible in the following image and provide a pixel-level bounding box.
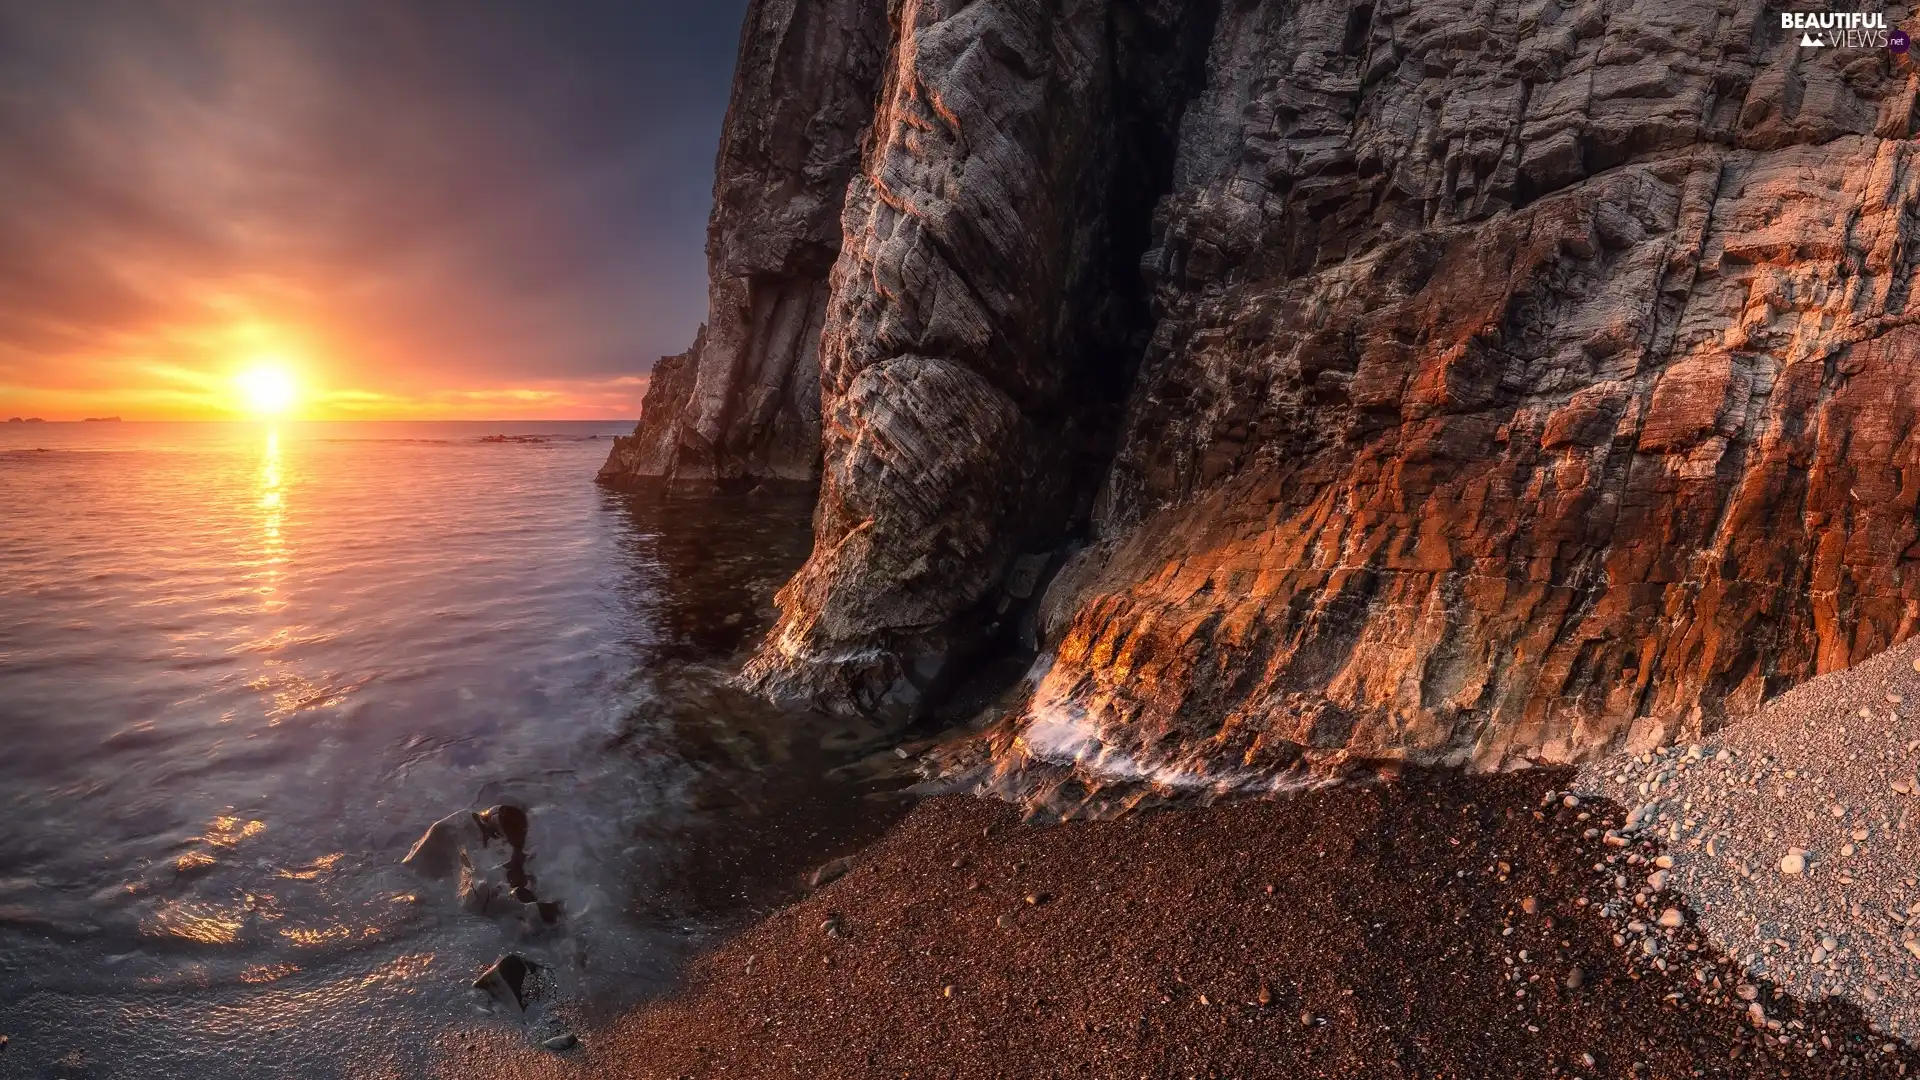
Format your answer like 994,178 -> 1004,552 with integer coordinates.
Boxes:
0,420 -> 888,1078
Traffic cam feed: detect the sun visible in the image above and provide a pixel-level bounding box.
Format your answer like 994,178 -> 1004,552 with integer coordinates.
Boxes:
235,360 -> 299,417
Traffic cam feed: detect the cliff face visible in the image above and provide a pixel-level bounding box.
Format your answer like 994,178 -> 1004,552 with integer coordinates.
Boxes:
740,0 -> 1221,720
1028,0 -> 1920,783
634,0 -> 1920,781
598,0 -> 888,487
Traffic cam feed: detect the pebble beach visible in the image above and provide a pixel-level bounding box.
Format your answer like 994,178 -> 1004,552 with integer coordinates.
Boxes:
1577,636 -> 1920,1047
456,770 -> 1920,1078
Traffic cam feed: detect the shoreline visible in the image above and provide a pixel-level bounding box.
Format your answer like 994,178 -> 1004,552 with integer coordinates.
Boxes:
452,769 -> 1920,1079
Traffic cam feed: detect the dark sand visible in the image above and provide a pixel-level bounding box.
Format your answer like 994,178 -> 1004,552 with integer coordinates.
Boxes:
455,770 -> 1920,1079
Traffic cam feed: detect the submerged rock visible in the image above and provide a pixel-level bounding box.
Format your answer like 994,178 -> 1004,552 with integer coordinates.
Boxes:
400,810 -> 487,881
405,802 -> 562,937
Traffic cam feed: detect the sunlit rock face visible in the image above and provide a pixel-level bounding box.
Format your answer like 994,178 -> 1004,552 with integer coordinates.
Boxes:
654,0 -> 1920,781
1023,0 -> 1920,781
598,0 -> 888,487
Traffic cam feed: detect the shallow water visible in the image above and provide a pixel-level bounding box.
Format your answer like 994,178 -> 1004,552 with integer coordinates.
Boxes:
0,421 -> 882,1077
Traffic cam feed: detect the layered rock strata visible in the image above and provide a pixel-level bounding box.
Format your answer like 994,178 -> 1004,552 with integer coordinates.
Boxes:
627,0 -> 1920,780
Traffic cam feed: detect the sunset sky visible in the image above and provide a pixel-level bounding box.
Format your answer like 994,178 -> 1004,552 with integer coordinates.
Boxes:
0,0 -> 747,420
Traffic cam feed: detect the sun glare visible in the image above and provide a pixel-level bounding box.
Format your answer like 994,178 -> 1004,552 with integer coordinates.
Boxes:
236,361 -> 299,417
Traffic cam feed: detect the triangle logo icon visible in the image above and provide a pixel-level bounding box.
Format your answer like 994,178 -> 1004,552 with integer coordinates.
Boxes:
1801,30 -> 1825,46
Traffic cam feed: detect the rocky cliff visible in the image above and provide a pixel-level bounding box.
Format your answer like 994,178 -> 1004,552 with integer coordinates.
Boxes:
618,0 -> 1920,785
598,0 -> 888,486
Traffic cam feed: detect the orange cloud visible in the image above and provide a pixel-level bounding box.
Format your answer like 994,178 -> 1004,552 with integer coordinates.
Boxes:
0,2 -> 740,422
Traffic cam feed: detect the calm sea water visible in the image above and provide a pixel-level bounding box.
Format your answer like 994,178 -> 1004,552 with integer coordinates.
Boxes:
0,421 -> 881,1078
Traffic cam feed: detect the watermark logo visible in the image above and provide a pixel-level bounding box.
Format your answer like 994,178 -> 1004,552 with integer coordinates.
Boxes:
1893,28 -> 1912,52
1781,10 -> 1891,48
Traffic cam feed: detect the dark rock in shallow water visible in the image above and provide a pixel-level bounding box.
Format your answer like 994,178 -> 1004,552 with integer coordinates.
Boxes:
475,804 -> 528,851
457,852 -> 504,916
473,953 -> 545,1013
405,802 -> 562,938
400,810 -> 486,880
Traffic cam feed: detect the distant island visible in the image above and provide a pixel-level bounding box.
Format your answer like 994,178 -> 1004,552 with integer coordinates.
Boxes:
6,417 -> 44,424
82,416 -> 122,422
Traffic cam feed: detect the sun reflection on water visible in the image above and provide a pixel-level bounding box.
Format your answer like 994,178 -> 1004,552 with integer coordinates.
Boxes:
257,428 -> 286,612
142,901 -> 247,945
205,815 -> 267,847
239,962 -> 301,985
276,852 -> 345,881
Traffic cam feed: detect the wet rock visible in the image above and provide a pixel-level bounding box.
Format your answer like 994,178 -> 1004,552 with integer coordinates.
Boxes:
475,804 -> 528,850
408,802 -> 559,936
542,1033 -> 578,1052
516,899 -> 564,937
401,810 -> 487,880
1564,967 -> 1584,991
473,954 -> 545,1014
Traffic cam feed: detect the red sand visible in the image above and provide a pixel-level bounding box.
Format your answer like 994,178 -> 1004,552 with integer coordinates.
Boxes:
453,770 -> 1920,1079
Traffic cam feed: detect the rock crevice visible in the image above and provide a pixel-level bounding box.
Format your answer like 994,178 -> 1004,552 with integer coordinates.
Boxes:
740,0 -> 1222,721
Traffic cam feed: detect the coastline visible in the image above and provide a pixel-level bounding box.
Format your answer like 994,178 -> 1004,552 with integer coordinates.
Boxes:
450,769 -> 1920,1079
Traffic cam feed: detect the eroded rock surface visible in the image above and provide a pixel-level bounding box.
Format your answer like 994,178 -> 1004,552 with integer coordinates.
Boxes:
598,0 -> 888,486
627,0 -> 1920,785
1017,0 -> 1920,787
742,0 -> 1220,719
